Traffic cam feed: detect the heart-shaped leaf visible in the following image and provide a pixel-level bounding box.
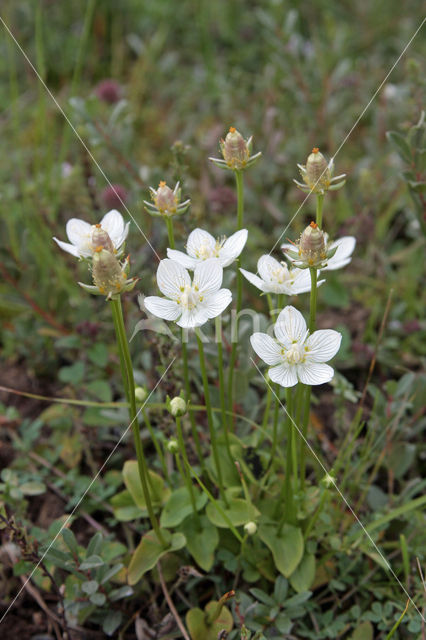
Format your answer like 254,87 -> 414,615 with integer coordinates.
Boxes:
186,601 -> 233,640
258,523 -> 303,577
181,515 -> 219,571
127,530 -> 186,585
123,461 -> 170,510
206,498 -> 259,529
289,553 -> 316,593
160,487 -> 207,528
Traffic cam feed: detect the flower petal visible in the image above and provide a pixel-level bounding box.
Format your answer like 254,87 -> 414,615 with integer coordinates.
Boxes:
193,258 -> 223,295
297,362 -> 334,385
257,255 -> 285,283
166,249 -> 198,269
66,218 -> 92,255
144,296 -> 181,321
305,329 -> 342,362
100,210 -> 125,247
156,259 -> 191,299
53,237 -> 81,257
220,229 -> 248,265
201,289 -> 232,320
324,236 -> 356,271
274,306 -> 307,346
269,363 -> 298,388
186,228 -> 215,258
176,308 -> 204,328
240,268 -> 266,292
250,333 -> 283,365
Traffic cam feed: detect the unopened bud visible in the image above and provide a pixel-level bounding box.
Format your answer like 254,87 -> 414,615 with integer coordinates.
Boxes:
135,387 -> 148,403
167,438 -> 179,453
169,397 -> 187,417
244,521 -> 257,536
299,222 -> 326,266
92,249 -> 126,295
154,181 -> 177,215
91,224 -> 114,253
220,127 -> 250,169
306,148 -> 329,186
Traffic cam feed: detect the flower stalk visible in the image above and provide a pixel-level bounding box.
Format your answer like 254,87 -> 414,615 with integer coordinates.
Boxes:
195,329 -> 227,505
110,298 -> 166,546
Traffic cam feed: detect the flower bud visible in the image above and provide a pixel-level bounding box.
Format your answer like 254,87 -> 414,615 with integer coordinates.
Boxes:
154,181 -> 178,215
167,438 -> 179,453
299,222 -> 327,266
135,387 -> 148,403
220,127 -> 250,169
92,248 -> 127,296
305,148 -> 330,187
244,521 -> 257,536
169,396 -> 187,417
91,224 -> 115,253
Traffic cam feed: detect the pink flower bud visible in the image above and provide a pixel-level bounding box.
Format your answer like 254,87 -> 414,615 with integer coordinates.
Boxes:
95,79 -> 122,104
154,181 -> 177,214
101,184 -> 128,210
92,249 -> 126,296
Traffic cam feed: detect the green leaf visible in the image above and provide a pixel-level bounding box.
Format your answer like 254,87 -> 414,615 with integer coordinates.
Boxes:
258,523 -> 304,577
289,553 -> 316,593
81,580 -> 98,595
20,481 -> 46,496
87,532 -> 103,556
86,380 -> 112,402
90,592 -> 106,606
181,515 -> 219,571
62,529 -> 79,556
123,461 -> 170,511
79,555 -> 104,570
186,602 -> 233,640
350,621 -> 374,640
58,362 -> 85,385
160,487 -> 207,528
102,610 -> 122,636
127,530 -> 186,585
109,585 -> 134,601
386,131 -> 412,163
206,498 -> 259,529
88,343 -> 109,367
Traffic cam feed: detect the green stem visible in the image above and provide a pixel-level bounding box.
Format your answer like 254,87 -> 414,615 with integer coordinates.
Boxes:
259,385 -> 272,446
316,193 -> 324,228
196,330 -> 227,504
227,169 -> 245,430
142,407 -> 169,483
175,416 -> 199,522
308,268 -> 318,333
299,385 -> 311,491
278,387 -> 295,530
110,299 -> 166,546
235,169 -> 244,230
217,338 -> 233,462
165,216 -> 175,249
182,335 -> 204,469
304,488 -> 329,540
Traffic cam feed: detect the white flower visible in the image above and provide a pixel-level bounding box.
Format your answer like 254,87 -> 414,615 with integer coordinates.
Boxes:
167,228 -> 248,269
53,210 -> 130,258
240,255 -> 324,295
281,235 -> 356,271
250,305 -> 341,387
144,259 -> 232,329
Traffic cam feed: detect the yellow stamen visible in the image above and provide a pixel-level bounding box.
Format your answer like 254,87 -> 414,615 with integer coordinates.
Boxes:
312,147 -> 319,154
159,181 -> 166,188
229,126 -> 236,133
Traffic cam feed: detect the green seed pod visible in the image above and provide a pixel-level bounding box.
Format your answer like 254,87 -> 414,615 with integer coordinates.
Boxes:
92,249 -> 126,296
299,222 -> 327,266
135,387 -> 148,403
